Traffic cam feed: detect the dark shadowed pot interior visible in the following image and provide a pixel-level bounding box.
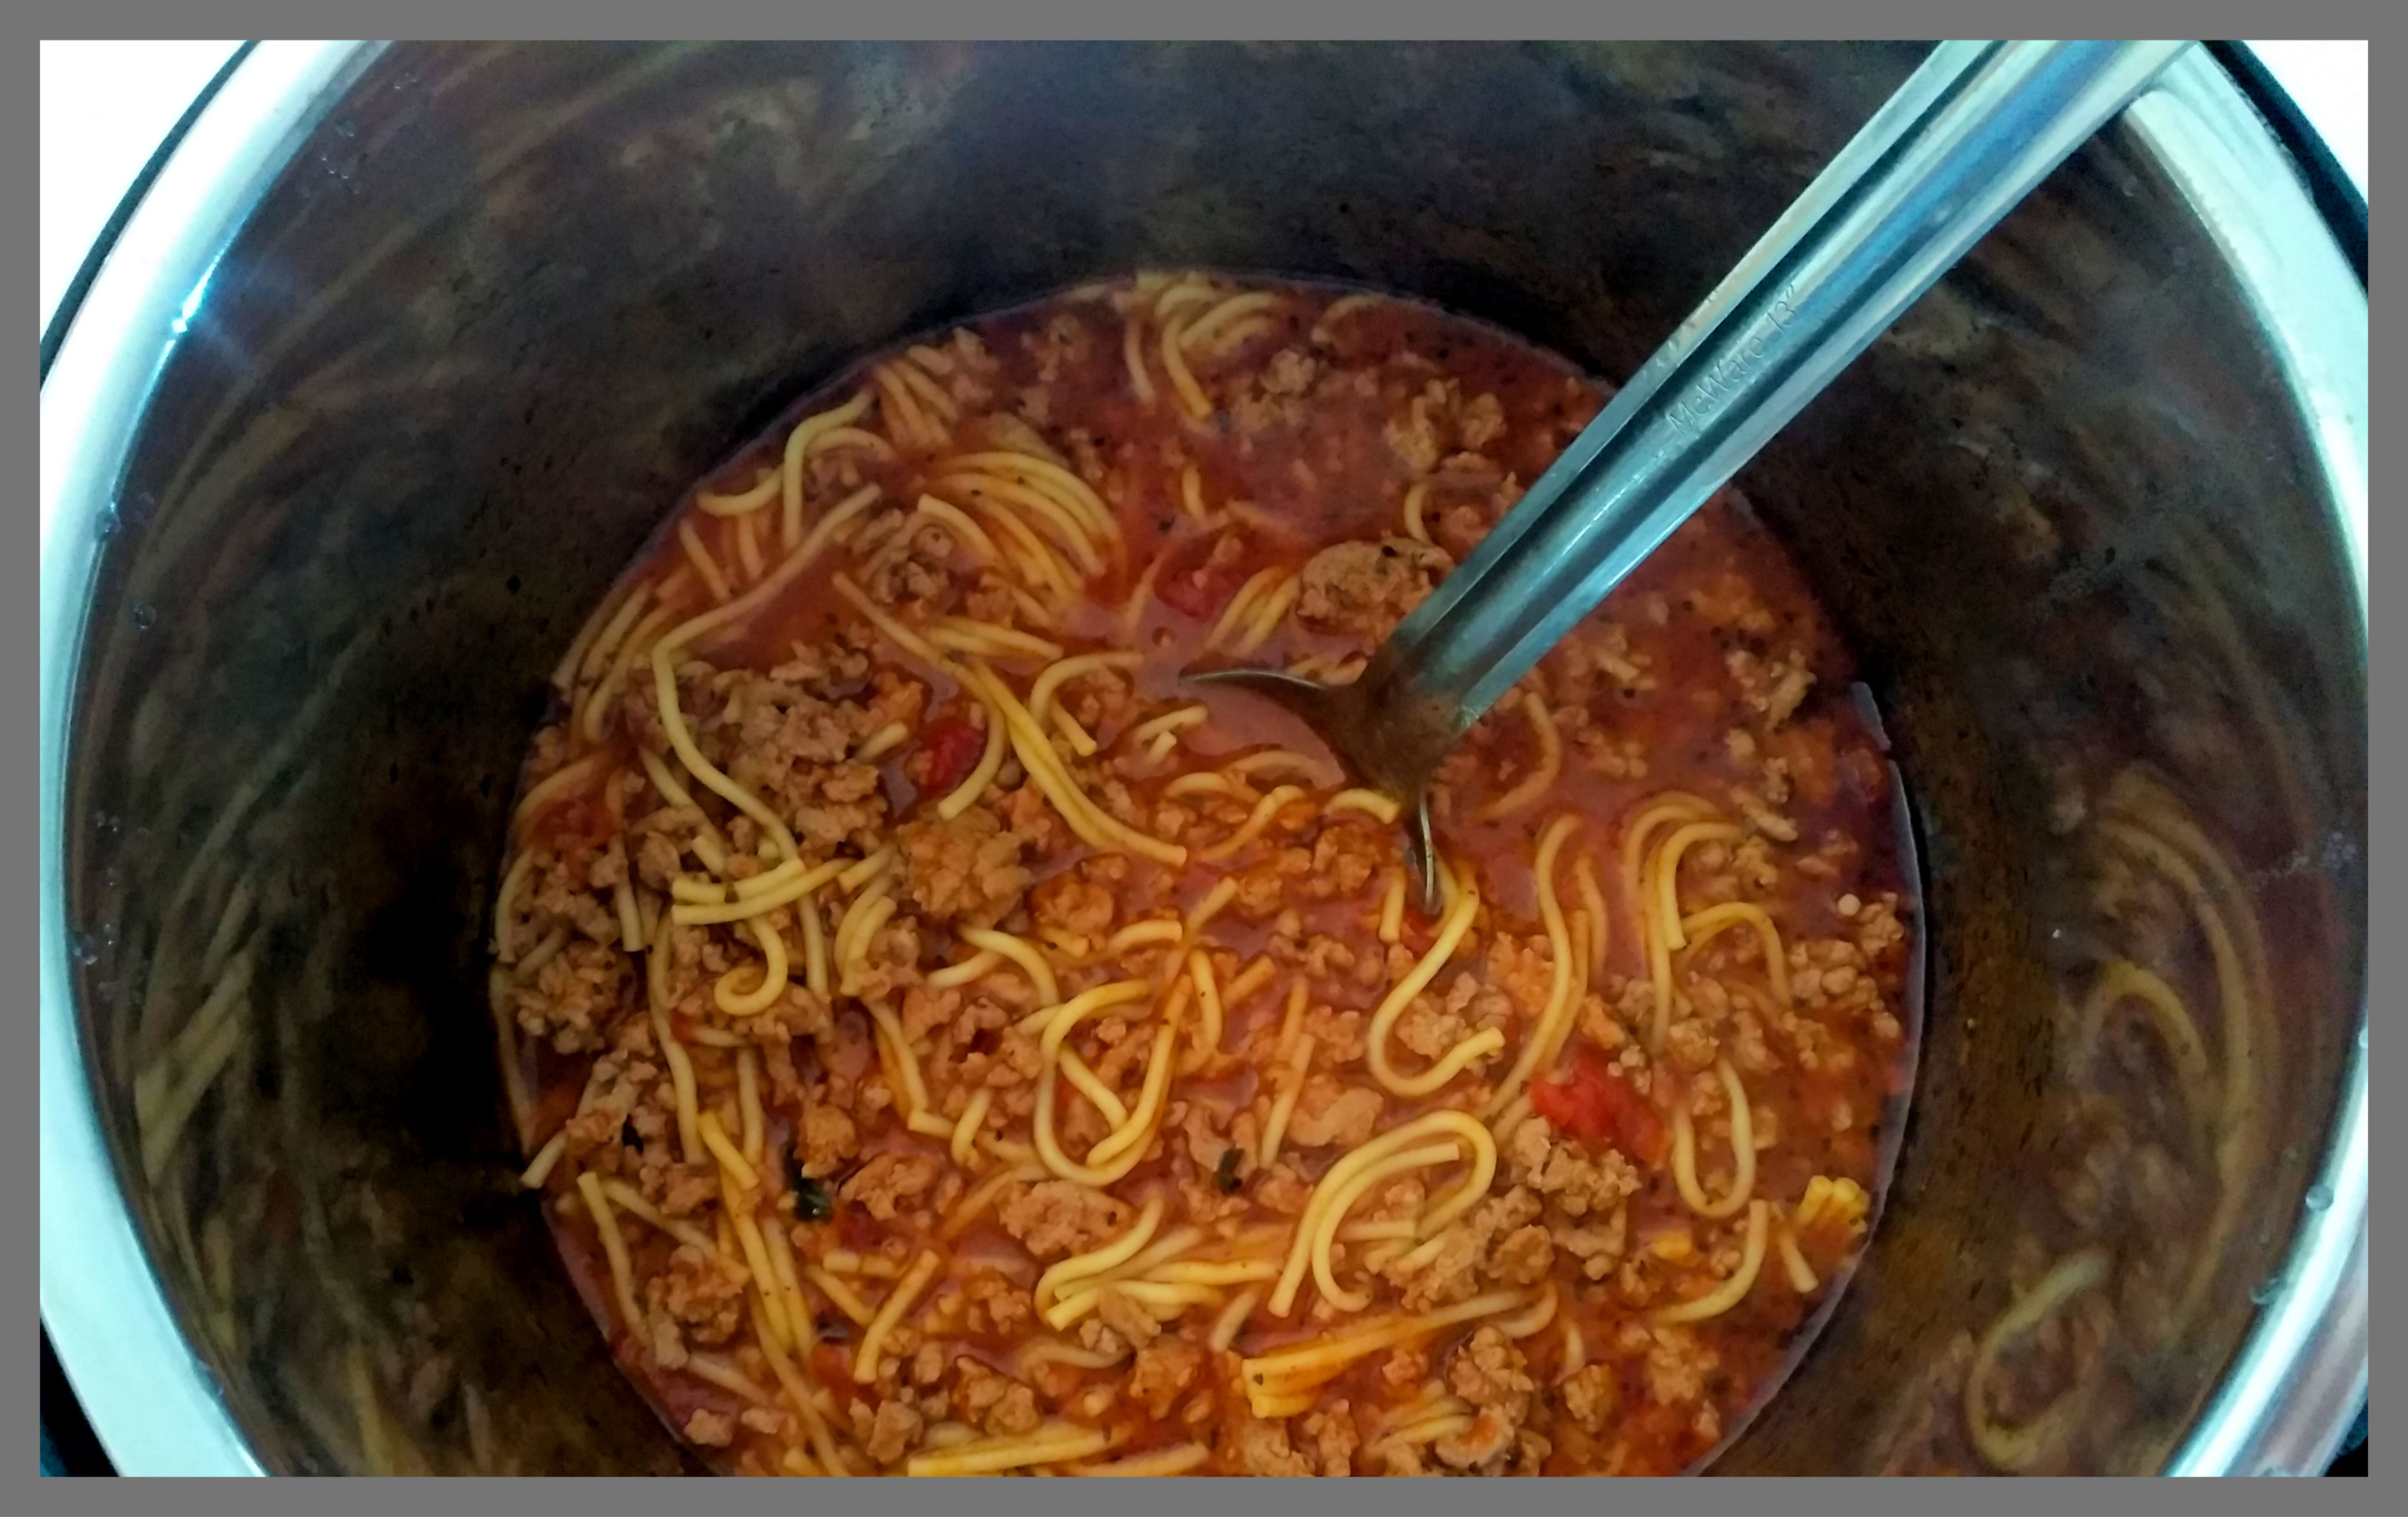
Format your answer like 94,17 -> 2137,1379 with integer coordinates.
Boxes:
40,41 -> 2364,1477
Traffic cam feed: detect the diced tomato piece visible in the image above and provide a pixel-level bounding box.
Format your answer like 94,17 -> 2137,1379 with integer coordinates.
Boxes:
1154,534 -> 1254,621
918,715 -> 985,794
807,1342 -> 849,1387
1768,718 -> 1840,809
541,794 -> 618,848
531,1076 -> 583,1137
835,1203 -> 880,1252
1529,1044 -> 1669,1165
644,1360 -> 741,1428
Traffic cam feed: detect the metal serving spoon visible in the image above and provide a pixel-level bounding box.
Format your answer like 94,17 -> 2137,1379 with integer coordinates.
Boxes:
1190,39 -> 2186,910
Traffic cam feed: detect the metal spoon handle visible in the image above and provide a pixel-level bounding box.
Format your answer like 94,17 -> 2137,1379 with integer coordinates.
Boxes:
1357,39 -> 2188,749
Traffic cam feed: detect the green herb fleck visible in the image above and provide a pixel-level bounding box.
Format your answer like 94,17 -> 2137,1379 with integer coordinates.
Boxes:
785,1143 -> 834,1222
1215,1146 -> 1243,1194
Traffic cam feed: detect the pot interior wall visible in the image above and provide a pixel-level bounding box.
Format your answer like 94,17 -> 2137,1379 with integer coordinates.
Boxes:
61,42 -> 2364,1475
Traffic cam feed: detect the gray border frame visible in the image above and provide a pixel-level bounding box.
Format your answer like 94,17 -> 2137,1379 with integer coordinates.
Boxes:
26,11 -> 2384,1516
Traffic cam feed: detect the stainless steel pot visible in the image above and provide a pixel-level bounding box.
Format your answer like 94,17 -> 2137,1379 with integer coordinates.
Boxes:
40,41 -> 2365,1478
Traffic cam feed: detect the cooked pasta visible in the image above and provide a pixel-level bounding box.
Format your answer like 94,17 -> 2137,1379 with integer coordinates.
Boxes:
494,273 -> 1912,1477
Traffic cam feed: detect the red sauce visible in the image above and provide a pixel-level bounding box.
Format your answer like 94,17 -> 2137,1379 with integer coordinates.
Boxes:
498,273 -> 1916,1478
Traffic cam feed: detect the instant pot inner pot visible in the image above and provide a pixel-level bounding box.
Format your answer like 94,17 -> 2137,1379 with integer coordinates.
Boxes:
62,42 -> 2363,1475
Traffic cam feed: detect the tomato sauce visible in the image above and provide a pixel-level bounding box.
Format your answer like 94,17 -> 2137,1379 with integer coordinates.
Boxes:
499,273 -> 1917,1478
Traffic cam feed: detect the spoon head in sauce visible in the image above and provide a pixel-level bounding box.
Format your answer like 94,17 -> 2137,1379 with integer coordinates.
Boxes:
1183,662 -> 1444,913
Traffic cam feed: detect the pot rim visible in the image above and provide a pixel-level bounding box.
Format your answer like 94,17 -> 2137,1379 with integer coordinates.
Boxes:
2123,46 -> 2369,1478
36,39 -> 2367,1479
38,38 -> 384,1478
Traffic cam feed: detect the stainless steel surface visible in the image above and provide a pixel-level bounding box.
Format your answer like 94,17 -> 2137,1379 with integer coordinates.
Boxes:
38,42 -> 380,1476
39,42 -> 2365,1478
1195,40 -> 2184,910
2125,49 -> 2368,1478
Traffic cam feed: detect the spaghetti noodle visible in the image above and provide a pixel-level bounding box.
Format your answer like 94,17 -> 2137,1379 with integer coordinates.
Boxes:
492,272 -> 1911,1478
